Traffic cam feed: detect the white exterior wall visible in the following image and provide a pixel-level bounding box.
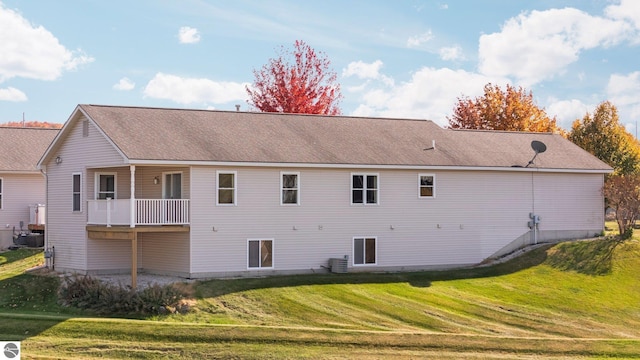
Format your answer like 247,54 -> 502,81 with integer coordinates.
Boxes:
189,167 -> 604,277
45,116 -> 127,272
0,173 -> 46,249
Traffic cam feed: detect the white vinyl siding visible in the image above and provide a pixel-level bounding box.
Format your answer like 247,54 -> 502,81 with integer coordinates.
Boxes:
45,114 -> 127,272
281,172 -> 300,205
0,177 -> 3,210
419,174 -> 435,198
0,174 -> 47,249
189,167 -> 605,276
217,171 -> 236,205
72,173 -> 82,212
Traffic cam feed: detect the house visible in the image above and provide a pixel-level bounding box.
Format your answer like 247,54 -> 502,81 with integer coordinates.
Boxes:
37,104 -> 612,285
0,127 -> 59,249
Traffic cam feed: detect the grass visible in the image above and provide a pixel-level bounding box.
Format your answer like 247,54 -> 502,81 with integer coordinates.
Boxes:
1,228 -> 640,358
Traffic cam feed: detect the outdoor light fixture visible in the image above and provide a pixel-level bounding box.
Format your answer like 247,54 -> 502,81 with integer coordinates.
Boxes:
55,156 -> 62,165
153,176 -> 159,185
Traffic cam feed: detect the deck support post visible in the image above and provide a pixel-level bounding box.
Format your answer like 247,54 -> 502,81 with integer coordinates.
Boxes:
130,165 -> 136,228
132,231 -> 138,289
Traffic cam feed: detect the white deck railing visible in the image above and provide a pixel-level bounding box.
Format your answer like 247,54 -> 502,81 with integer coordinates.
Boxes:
87,199 -> 190,226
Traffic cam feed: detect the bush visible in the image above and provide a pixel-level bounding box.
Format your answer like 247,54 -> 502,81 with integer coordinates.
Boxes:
58,275 -> 189,316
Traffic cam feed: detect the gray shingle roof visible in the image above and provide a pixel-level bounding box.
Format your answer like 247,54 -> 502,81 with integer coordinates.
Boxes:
77,104 -> 611,171
0,127 -> 59,172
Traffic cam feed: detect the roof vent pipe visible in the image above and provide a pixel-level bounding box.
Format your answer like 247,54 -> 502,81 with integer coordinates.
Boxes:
423,140 -> 436,151
235,105 -> 240,112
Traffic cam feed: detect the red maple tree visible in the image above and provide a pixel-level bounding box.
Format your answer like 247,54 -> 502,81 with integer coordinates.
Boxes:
246,40 -> 342,115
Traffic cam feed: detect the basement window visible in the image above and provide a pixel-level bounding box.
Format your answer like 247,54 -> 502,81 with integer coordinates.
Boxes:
248,239 -> 273,269
353,237 -> 376,265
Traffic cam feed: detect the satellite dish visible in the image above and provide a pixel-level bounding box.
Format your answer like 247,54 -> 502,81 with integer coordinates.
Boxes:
531,140 -> 547,154
525,140 -> 547,167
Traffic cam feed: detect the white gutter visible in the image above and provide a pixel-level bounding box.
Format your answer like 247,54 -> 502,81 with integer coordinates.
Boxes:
125,159 -> 612,174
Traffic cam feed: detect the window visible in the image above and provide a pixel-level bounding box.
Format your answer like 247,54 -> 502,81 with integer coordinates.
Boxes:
352,173 -> 378,205
281,172 -> 299,205
217,171 -> 236,205
96,173 -> 116,200
163,172 -> 182,199
419,174 -> 435,198
353,237 -> 376,265
248,239 -> 273,269
72,173 -> 81,211
0,177 -> 3,210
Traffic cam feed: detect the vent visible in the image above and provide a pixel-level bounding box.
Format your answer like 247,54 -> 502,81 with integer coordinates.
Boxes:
329,257 -> 348,273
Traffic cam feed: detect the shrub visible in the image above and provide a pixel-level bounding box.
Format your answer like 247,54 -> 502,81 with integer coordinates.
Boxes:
58,275 -> 189,316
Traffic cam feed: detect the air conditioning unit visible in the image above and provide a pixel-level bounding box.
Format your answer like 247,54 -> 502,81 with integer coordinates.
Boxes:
329,257 -> 348,274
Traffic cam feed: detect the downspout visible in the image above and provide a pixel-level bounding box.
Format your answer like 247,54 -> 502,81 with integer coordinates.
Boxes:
40,166 -> 52,269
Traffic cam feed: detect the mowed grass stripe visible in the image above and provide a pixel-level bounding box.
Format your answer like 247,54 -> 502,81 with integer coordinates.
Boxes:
13,317 -> 640,359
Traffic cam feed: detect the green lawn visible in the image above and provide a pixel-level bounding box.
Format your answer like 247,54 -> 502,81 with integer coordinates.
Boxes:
1,232 -> 640,359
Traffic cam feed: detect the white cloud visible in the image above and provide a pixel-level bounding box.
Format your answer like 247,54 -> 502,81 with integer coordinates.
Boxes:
113,77 -> 135,91
343,60 -> 383,79
178,26 -> 201,44
0,87 -> 27,101
439,46 -> 464,61
606,0 -> 640,39
343,60 -> 394,87
349,67 -> 508,126
478,7 -> 632,86
0,4 -> 94,83
407,31 -> 433,48
143,73 -> 248,104
607,71 -> 640,121
545,98 -> 591,129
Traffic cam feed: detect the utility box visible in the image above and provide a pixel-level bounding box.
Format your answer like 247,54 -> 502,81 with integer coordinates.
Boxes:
29,204 -> 46,225
25,233 -> 44,247
329,257 -> 348,273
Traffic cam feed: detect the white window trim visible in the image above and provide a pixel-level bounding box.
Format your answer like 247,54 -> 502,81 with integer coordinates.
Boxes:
351,173 -> 379,205
0,177 -> 3,210
162,171 -> 183,199
72,173 -> 82,212
353,236 -> 377,266
216,170 -> 237,206
280,171 -> 300,206
247,238 -> 275,269
95,172 -> 117,200
418,173 -> 436,199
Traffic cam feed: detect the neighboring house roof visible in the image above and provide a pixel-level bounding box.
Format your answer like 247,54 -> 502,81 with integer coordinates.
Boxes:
0,127 -> 59,173
40,104 -> 612,173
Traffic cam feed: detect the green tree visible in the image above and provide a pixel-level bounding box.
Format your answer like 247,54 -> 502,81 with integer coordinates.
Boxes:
568,101 -> 640,175
447,83 -> 562,134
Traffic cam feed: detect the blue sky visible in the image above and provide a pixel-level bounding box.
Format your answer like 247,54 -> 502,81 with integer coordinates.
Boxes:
1,0 -> 639,131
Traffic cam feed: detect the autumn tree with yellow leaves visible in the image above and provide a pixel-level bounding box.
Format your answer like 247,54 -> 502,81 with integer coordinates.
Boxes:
447,83 -> 562,134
